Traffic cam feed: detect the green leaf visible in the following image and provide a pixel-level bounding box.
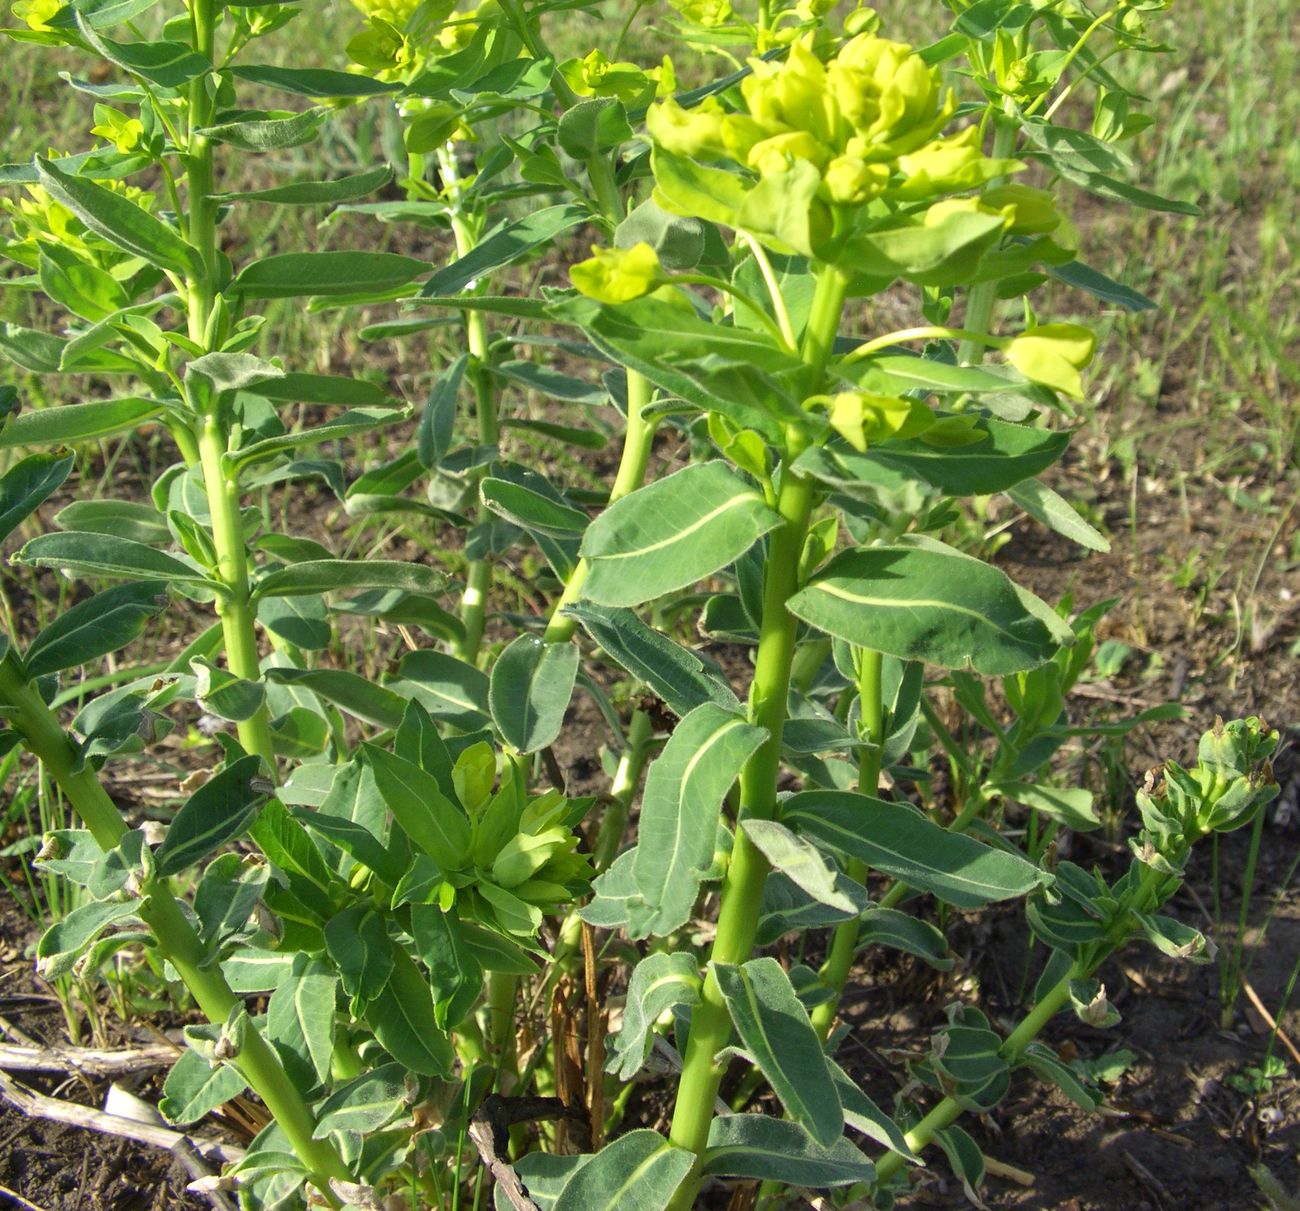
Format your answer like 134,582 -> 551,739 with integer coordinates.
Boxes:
1006,478 -> 1109,552
740,819 -> 863,916
230,64 -> 402,98
267,953 -> 336,1088
492,360 -> 608,407
713,957 -> 843,1147
364,947 -> 453,1076
35,156 -> 200,278
73,17 -> 210,87
0,400 -> 165,452
159,1049 -> 247,1126
1047,257 -> 1155,312
53,500 -> 169,545
312,1063 -> 412,1139
255,559 -> 445,600
580,462 -> 782,606
489,634 -> 579,754
933,1123 -> 986,1204
230,252 -> 430,299
703,1115 -> 875,1186
829,1061 -> 920,1161
215,165 -> 395,206
325,903 -> 394,1002
986,780 -> 1100,831
17,531 -> 220,589
36,898 -> 138,980
220,947 -> 294,993
552,1130 -> 693,1211
265,667 -> 407,728
555,294 -> 804,438
417,354 -> 466,469
363,744 -> 471,870
479,476 -> 589,540
558,98 -> 633,159
624,703 -> 765,938
192,657 -> 266,722
200,107 -> 326,152
24,582 -> 165,677
788,544 -> 1063,675
410,903 -> 482,1029
155,755 -> 267,877
858,906 -> 953,969
782,790 -> 1049,909
855,418 -> 1069,496
563,602 -> 740,717
607,952 -> 700,1082
0,451 -> 74,544
419,204 -> 589,298
231,408 -> 409,470
393,650 -> 491,731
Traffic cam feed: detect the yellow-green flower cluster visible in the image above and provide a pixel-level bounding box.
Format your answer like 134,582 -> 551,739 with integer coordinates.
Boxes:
570,243 -> 666,305
646,32 -> 1025,208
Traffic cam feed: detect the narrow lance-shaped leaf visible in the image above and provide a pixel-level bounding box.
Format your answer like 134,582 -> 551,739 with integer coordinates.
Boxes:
266,954 -> 336,1088
713,957 -> 844,1147
552,1129 -> 694,1211
17,531 -> 221,590
703,1115 -> 876,1187
782,790 -> 1050,909
626,703 -> 766,938
364,947 -> 453,1077
788,543 -> 1064,676
230,251 -> 430,299
563,602 -> 741,718
0,450 -> 74,545
254,559 -> 446,600
155,755 -> 268,877
580,462 -> 783,606
420,204 -> 590,298
362,744 -> 471,871
489,634 -> 579,754
36,156 -> 201,278
607,952 -> 701,1081
0,398 -> 164,449
24,582 -> 166,678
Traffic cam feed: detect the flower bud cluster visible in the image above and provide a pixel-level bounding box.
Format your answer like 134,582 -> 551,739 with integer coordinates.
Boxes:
646,31 -> 1024,209
1135,717 -> 1280,868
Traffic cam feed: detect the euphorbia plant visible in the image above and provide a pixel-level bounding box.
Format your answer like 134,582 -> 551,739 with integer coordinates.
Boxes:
0,0 -> 1235,1207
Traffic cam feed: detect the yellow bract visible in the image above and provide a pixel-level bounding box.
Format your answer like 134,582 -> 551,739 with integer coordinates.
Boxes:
350,0 -> 421,20
570,243 -> 666,304
560,49 -> 655,106
1004,323 -> 1097,398
11,0 -> 59,30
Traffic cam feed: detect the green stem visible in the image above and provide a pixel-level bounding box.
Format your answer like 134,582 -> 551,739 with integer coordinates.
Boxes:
543,369 -> 656,644
0,656 -> 349,1197
438,147 -> 501,666
873,863 -> 1168,1187
810,648 -> 883,1039
956,107 -> 1019,366
196,415 -> 278,770
665,267 -> 845,1205
592,708 -> 654,873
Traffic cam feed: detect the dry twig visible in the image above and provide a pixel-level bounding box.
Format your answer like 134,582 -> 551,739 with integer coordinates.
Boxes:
0,1068 -> 242,1167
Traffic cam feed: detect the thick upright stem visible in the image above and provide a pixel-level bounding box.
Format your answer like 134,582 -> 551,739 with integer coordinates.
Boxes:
0,657 -> 349,1195
666,270 -> 845,1207
810,648 -> 883,1038
956,106 -> 1019,366
197,415 -> 278,770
